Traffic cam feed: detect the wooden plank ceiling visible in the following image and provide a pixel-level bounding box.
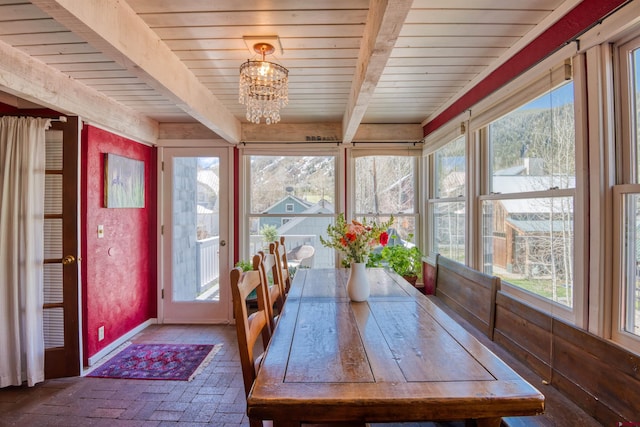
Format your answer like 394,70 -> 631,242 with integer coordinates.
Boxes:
0,0 -> 571,144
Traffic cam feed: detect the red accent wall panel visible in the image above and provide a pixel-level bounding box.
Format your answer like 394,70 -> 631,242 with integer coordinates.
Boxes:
81,125 -> 157,363
424,262 -> 437,295
424,0 -> 628,136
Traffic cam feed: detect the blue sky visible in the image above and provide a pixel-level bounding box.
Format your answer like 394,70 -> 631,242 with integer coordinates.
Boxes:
521,81 -> 574,111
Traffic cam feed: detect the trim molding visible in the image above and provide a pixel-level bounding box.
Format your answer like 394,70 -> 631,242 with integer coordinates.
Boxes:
84,318 -> 157,368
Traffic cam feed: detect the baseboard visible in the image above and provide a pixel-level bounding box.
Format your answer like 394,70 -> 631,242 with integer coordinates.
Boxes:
85,318 -> 157,369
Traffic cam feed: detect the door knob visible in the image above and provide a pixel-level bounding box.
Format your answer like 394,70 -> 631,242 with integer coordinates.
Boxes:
62,255 -> 76,265
220,240 -> 226,247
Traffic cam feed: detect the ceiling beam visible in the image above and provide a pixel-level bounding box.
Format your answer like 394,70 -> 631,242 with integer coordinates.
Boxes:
341,0 -> 413,144
31,0 -> 242,144
0,39 -> 158,144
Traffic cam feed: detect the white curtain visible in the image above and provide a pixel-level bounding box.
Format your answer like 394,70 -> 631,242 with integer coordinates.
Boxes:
0,116 -> 51,387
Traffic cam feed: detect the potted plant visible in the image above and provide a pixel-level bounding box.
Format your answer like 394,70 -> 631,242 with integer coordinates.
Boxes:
260,224 -> 279,249
381,234 -> 423,286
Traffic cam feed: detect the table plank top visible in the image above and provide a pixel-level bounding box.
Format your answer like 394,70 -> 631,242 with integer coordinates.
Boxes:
247,268 -> 544,425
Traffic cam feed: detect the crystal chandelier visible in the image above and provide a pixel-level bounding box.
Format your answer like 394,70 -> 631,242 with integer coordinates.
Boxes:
239,42 -> 289,125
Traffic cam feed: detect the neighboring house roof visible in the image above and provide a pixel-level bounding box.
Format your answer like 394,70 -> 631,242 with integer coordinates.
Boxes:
261,194 -> 313,214
506,218 -> 573,234
440,171 -> 465,197
494,175 -> 574,194
494,165 -> 527,176
275,199 -> 335,235
499,197 -> 573,215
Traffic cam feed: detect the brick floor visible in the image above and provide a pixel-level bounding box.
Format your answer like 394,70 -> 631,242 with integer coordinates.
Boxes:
0,325 -> 249,427
0,324 -> 463,427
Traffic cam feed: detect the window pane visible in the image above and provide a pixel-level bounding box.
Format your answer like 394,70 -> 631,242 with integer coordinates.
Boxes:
355,156 -> 415,214
248,214 -> 335,268
623,194 -> 640,337
248,155 -> 336,269
482,197 -> 573,307
249,155 -> 335,214
435,136 -> 465,198
489,82 -> 575,193
432,201 -> 465,262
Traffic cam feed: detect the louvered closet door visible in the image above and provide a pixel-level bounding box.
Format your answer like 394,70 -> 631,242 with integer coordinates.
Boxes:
43,117 -> 80,379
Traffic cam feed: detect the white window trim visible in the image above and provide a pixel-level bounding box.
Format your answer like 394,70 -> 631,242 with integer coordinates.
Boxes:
476,73 -> 585,326
478,190 -> 578,324
425,59 -> 586,325
610,32 -> 640,354
427,134 -> 468,262
612,184 -> 640,353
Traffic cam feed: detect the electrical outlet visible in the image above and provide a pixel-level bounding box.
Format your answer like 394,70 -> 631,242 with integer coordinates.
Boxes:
98,326 -> 105,341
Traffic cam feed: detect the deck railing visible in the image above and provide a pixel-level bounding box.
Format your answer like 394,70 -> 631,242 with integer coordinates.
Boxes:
196,236 -> 219,293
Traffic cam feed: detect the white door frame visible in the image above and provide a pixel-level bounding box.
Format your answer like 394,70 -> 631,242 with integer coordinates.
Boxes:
158,145 -> 233,324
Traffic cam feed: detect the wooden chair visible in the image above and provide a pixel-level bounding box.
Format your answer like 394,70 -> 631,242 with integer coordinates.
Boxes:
233,256 -> 367,427
230,258 -> 272,403
269,239 -> 291,295
254,251 -> 284,331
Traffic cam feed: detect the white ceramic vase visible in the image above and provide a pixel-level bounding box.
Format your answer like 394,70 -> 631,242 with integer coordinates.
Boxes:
347,262 -> 370,302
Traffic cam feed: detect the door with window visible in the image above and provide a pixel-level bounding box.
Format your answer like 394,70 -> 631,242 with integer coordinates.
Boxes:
161,147 -> 229,323
44,117 -> 80,378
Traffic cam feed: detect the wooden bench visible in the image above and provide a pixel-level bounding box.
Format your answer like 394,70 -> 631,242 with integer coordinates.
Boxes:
433,254 -> 499,339
430,255 -> 633,426
494,290 -> 640,425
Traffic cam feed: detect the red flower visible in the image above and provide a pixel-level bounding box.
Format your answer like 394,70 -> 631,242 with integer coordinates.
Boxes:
379,231 -> 389,246
340,237 -> 348,246
346,232 -> 357,242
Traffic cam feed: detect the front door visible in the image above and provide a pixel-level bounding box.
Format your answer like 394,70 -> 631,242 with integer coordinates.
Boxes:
43,117 -> 80,378
161,147 -> 230,323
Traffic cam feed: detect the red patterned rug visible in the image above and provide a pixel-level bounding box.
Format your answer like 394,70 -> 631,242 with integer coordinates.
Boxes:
87,343 -> 222,381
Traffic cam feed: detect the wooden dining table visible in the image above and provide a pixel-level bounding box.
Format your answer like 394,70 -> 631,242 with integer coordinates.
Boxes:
246,268 -> 544,427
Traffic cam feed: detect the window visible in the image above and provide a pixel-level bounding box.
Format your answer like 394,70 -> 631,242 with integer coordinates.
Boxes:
614,36 -> 640,350
247,154 -> 336,268
481,81 -> 576,309
429,136 -> 466,262
353,153 -> 419,260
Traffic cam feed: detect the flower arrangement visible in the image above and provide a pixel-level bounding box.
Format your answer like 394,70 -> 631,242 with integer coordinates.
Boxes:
320,213 -> 393,264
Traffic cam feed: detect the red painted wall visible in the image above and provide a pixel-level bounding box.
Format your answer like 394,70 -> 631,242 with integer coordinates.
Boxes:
81,125 -> 157,363
424,0 -> 629,136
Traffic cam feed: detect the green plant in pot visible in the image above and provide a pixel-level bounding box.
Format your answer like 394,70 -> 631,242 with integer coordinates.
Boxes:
235,259 -> 253,272
381,234 -> 423,285
260,224 -> 279,248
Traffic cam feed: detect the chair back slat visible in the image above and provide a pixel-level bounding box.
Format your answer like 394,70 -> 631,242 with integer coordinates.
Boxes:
230,260 -> 272,398
271,238 -> 292,294
255,251 -> 284,331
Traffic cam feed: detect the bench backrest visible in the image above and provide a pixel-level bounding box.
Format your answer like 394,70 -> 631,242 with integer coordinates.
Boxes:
435,255 -> 499,339
494,289 -> 640,424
